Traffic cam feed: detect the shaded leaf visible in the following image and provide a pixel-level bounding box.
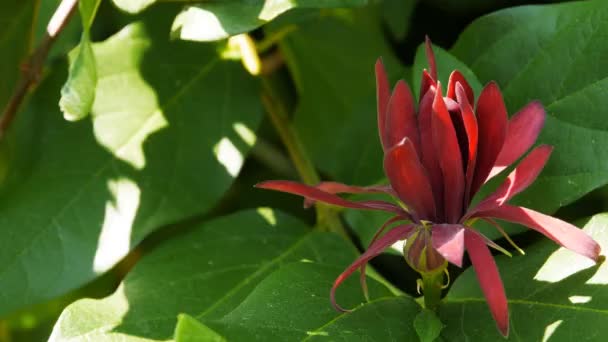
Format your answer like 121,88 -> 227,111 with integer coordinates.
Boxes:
0,11 -> 262,317
382,0 -> 417,40
414,309 -> 444,342
50,210 -> 397,341
0,0 -> 36,106
281,9 -> 403,185
440,213 -> 608,341
172,0 -> 367,42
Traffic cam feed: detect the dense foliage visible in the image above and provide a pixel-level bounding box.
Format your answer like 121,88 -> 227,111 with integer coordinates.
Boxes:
1,0 -> 607,341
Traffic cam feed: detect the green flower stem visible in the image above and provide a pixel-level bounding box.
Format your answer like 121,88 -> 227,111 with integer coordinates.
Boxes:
421,270 -> 444,311
260,78 -> 348,238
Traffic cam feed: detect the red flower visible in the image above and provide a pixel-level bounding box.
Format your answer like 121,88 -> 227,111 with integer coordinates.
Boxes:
256,38 -> 601,337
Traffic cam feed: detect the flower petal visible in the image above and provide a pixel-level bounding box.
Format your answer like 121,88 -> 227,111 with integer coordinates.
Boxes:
418,89 -> 444,219
376,58 -> 391,150
255,180 -> 404,214
475,204 -> 601,261
331,224 -> 415,312
488,101 -> 546,180
447,70 -> 474,104
471,82 -> 508,197
456,82 -> 478,206
464,229 -> 509,337
360,215 -> 406,300
384,138 -> 437,220
425,36 -> 438,81
469,145 -> 553,215
432,83 -> 465,223
303,181 -> 394,208
431,224 -> 465,267
420,70 -> 436,102
385,80 -> 420,152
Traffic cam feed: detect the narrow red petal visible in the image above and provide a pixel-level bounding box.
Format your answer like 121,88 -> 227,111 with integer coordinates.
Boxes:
360,215 -> 406,300
432,83 -> 465,223
255,181 -> 403,214
384,139 -> 437,220
471,82 -> 508,197
475,204 -> 601,261
447,71 -> 474,104
420,70 -> 436,102
456,83 -> 478,206
418,89 -> 444,219
470,145 -> 553,215
464,229 -> 509,337
376,58 -> 391,151
303,181 -> 394,208
488,101 -> 546,180
425,36 -> 438,81
431,224 -> 465,267
385,80 -> 420,152
331,224 -> 415,312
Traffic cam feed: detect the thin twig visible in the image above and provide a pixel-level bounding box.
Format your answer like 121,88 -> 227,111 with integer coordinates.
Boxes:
0,0 -> 78,140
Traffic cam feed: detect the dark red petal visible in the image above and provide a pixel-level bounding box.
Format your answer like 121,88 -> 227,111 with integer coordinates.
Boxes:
418,89 -> 444,219
464,229 -> 509,337
471,82 -> 508,197
384,139 -> 437,220
376,58 -> 391,151
385,80 -> 420,152
488,101 -> 546,180
431,224 -> 465,267
447,71 -> 474,104
360,215 -> 406,299
255,181 -> 403,214
475,204 -> 601,261
419,70 -> 437,102
456,83 -> 478,206
432,84 -> 465,223
425,36 -> 438,81
331,224 -> 415,312
470,145 -> 553,215
303,182 -> 394,208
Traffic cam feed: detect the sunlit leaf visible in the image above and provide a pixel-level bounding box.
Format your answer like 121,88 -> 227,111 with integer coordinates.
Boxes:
0,10 -> 262,317
50,210 -> 402,341
440,213 -> 608,340
59,0 -> 101,121
171,0 -> 367,42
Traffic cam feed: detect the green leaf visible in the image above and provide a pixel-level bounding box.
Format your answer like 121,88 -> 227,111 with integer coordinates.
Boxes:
412,42 -> 483,101
414,309 -> 444,342
0,0 -> 36,106
451,1 -> 608,214
382,0 -> 417,40
171,0 -> 368,42
0,11 -> 262,317
174,314 -> 227,342
282,9 -> 403,185
440,213 -> 608,341
60,0 -> 101,121
50,209 -> 399,341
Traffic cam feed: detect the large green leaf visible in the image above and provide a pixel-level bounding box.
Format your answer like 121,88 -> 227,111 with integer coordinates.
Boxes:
59,0 -> 102,121
451,1 -> 608,214
0,0 -> 36,107
281,9 -> 403,185
0,11 -> 262,317
50,210 -> 404,341
440,214 -> 608,341
171,0 -> 368,42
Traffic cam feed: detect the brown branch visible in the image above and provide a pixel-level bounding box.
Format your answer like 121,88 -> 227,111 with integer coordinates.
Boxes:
0,0 -> 78,140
